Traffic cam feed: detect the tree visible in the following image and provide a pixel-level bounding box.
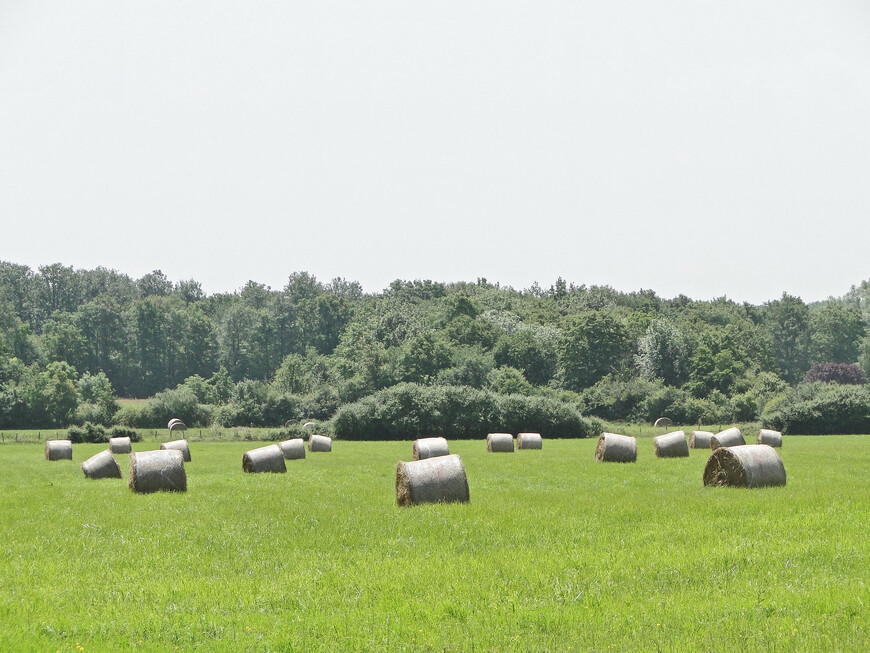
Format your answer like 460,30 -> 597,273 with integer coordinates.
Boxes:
635,319 -> 690,386
560,312 -> 631,390
492,330 -> 556,385
137,270 -> 173,298
764,293 -> 811,383
809,302 -> 866,364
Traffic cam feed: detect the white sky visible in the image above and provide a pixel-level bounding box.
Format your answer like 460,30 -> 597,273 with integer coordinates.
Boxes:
2,1 -> 869,304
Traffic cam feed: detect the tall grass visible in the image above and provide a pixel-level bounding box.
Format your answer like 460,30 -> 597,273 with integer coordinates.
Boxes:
0,437 -> 867,651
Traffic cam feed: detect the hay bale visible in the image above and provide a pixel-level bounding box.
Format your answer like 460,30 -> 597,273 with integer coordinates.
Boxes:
412,436 -> 450,460
308,434 -> 332,452
129,449 -> 187,493
242,444 -> 287,473
690,431 -> 715,449
757,429 -> 783,447
486,433 -> 515,452
710,427 -> 745,450
516,432 -> 543,450
161,439 -> 191,462
654,417 -> 673,428
45,440 -> 72,461
168,419 -> 187,435
109,436 -> 132,454
279,438 -> 306,460
595,432 -> 637,462
703,444 -> 786,488
81,449 -> 122,479
654,430 -> 689,458
396,454 -> 470,507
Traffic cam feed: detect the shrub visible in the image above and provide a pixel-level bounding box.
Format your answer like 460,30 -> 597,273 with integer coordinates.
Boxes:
67,422 -> 108,444
331,383 -> 598,440
108,424 -> 142,443
579,375 -> 662,422
762,382 -> 870,434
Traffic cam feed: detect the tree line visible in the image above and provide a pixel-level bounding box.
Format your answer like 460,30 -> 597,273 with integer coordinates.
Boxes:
2,260 -> 870,433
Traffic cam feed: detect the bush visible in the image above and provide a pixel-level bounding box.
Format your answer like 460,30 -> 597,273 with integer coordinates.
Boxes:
108,424 -> 142,443
762,382 -> 870,434
579,375 -> 662,422
331,383 -> 598,440
67,422 -> 108,444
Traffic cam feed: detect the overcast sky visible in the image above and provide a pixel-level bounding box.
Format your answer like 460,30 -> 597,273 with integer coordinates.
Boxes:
2,1 -> 869,304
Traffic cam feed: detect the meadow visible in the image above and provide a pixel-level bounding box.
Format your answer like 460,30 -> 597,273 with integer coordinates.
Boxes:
0,434 -> 867,652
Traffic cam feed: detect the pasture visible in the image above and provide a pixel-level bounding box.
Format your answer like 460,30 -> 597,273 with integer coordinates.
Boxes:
0,435 -> 867,651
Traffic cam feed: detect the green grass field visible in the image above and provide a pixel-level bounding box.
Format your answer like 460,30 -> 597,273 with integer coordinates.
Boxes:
1,436 -> 867,652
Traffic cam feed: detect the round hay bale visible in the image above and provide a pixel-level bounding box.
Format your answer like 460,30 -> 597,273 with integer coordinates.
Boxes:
710,427 -> 745,450
45,440 -> 73,461
412,437 -> 450,460
168,419 -> 187,435
109,436 -> 132,454
516,432 -> 543,450
654,430 -> 689,458
308,434 -> 332,452
129,449 -> 187,493
160,439 -> 191,462
690,431 -> 715,449
396,454 -> 470,507
81,449 -> 122,479
654,417 -> 673,428
703,444 -> 786,488
278,438 -> 306,460
595,432 -> 637,463
486,433 -> 514,452
757,429 -> 783,447
242,444 -> 287,473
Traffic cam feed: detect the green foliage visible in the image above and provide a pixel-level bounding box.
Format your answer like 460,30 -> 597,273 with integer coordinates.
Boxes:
67,421 -> 107,443
107,424 -> 142,442
635,319 -> 690,386
331,383 -> 598,439
559,312 -> 630,390
762,382 -> 870,434
492,329 -> 556,385
809,301 -> 866,363
579,375 -> 663,422
487,366 -> 534,396
764,292 -> 811,382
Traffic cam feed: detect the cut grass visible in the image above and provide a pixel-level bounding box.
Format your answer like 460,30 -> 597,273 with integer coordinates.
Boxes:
0,437 -> 867,651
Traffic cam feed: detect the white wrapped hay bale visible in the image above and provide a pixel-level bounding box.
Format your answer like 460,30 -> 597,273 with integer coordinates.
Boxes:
243,444 -> 287,473
703,444 -> 786,488
516,433 -> 543,450
595,432 -> 637,463
690,431 -> 715,449
309,434 -> 332,452
45,440 -> 72,461
161,439 -> 191,462
412,437 -> 450,460
279,439 -> 306,460
81,449 -> 122,479
654,430 -> 689,458
396,454 -> 470,507
109,436 -> 132,454
710,427 -> 745,450
486,433 -> 514,452
168,419 -> 187,435
129,449 -> 187,493
757,429 -> 783,447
